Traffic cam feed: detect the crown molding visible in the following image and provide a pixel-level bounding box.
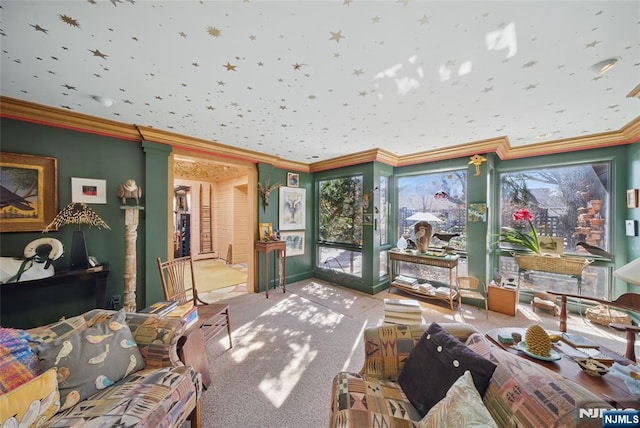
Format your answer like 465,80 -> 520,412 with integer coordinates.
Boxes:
0,96 -> 141,141
2,96 -> 637,172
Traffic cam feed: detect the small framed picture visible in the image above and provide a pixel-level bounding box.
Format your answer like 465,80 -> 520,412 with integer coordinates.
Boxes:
281,231 -> 305,257
259,222 -> 273,241
287,172 -> 299,188
627,189 -> 638,208
538,236 -> 564,255
71,177 -> 107,204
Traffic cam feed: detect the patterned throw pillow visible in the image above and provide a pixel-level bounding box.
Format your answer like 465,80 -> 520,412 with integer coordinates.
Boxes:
419,370 -> 497,428
0,328 -> 38,393
0,367 -> 60,427
36,309 -> 145,410
398,322 -> 497,418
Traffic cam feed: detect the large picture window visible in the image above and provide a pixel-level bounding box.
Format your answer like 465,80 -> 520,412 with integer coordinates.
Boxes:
499,162 -> 610,255
317,175 -> 363,277
397,169 -> 467,251
498,162 -> 610,299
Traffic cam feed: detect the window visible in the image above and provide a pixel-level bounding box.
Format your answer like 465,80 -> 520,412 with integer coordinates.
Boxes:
318,176 -> 363,245
379,175 -> 389,245
498,162 -> 611,299
499,162 -> 610,255
317,175 -> 363,277
397,169 -> 467,251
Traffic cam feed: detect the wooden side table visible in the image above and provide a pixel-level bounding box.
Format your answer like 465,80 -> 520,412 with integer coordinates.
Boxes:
254,240 -> 286,298
487,284 -> 518,316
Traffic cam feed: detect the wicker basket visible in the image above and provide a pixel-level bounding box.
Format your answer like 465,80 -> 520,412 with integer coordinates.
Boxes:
585,304 -> 632,326
513,254 -> 592,276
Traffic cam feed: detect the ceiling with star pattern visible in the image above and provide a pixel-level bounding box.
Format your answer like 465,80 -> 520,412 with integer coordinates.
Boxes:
1,0 -> 638,164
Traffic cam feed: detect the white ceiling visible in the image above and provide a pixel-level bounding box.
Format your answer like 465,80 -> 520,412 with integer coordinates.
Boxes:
1,1 -> 638,164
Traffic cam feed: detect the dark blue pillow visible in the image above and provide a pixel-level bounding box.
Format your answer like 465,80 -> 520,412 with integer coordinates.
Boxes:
398,322 -> 497,417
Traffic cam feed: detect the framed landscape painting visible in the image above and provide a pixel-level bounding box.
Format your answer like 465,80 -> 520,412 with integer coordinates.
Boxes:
0,152 -> 58,232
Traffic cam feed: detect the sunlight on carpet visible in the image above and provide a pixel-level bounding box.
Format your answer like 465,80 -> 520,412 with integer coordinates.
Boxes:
192,259 -> 247,293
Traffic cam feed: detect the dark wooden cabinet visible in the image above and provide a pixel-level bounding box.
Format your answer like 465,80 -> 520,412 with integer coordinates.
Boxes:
0,264 -> 109,328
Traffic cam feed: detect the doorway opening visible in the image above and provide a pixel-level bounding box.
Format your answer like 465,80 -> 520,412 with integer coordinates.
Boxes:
172,154 -> 256,300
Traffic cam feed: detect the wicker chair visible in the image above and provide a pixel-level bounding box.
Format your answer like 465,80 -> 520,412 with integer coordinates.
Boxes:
457,276 -> 488,318
157,256 -> 232,348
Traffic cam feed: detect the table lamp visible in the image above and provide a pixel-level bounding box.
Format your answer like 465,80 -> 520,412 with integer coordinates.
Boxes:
44,202 -> 110,270
613,257 -> 640,286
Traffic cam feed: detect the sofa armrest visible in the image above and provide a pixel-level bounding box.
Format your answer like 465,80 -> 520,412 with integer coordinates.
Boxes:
124,312 -> 187,369
359,322 -> 479,380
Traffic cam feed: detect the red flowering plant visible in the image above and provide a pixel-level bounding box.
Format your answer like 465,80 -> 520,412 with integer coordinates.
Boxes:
494,208 -> 541,254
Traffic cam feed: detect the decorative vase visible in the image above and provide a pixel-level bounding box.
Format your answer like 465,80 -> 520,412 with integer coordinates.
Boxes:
414,221 -> 432,254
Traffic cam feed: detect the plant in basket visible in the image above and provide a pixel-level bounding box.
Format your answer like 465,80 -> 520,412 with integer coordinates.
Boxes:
494,208 -> 541,254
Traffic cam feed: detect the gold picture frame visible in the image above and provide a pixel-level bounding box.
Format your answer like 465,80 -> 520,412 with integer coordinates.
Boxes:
627,189 -> 638,208
0,152 -> 58,232
259,222 -> 273,241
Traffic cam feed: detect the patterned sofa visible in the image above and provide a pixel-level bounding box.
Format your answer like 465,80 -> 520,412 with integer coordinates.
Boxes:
1,309 -> 202,428
330,323 -> 611,427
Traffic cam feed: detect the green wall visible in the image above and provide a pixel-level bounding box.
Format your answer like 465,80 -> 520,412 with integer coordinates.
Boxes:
2,115 -> 637,318
0,118 -> 170,318
256,163 -> 314,291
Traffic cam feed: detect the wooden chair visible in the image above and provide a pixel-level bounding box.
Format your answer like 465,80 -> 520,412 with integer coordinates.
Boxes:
457,276 -> 488,318
548,291 -> 640,361
157,256 -> 232,348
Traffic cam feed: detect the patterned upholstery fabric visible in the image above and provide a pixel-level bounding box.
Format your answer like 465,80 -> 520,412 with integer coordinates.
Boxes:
330,325 -> 613,428
465,333 -> 610,428
44,365 -> 200,428
359,323 -> 479,381
331,371 -> 421,428
20,309 -> 201,428
330,323 -> 479,428
36,310 -> 146,410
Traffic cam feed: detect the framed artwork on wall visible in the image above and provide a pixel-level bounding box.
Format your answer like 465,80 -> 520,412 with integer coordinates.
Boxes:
279,187 -> 305,230
281,231 -> 305,256
0,152 -> 58,232
71,177 -> 107,204
287,172 -> 299,188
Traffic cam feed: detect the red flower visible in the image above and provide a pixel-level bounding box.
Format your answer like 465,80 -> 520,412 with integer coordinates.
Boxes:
512,208 -> 533,222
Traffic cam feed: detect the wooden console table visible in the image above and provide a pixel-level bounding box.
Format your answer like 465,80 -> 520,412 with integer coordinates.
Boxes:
1,264 -> 109,328
388,250 -> 459,310
254,240 -> 286,298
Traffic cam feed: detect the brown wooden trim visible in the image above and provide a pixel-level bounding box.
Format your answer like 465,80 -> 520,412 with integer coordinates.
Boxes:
0,96 -> 141,141
2,96 -> 638,172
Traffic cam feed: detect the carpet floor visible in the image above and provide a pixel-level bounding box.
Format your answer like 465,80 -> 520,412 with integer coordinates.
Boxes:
194,279 -> 634,428
192,259 -> 248,293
